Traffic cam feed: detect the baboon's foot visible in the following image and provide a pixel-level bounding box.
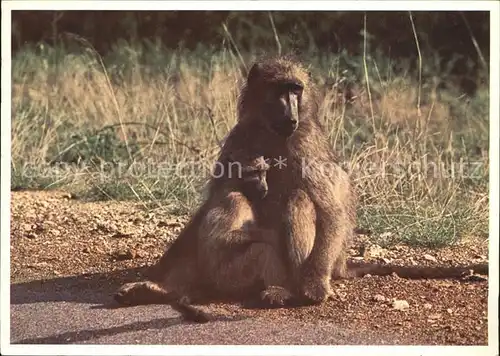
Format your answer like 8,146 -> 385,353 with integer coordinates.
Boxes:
114,281 -> 163,306
259,286 -> 294,308
241,285 -> 293,310
300,276 -> 333,304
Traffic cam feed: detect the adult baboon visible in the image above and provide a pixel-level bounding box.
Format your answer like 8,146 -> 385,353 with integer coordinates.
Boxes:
222,56 -> 488,287
115,56 -> 488,317
218,56 -> 357,303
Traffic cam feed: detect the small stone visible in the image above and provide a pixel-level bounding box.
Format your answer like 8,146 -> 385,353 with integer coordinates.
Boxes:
364,244 -> 388,259
423,254 -> 437,262
111,249 -> 136,261
390,272 -> 400,279
134,249 -> 146,258
26,232 -> 37,239
373,294 -> 386,302
96,222 -> 111,232
363,273 -> 372,278
33,223 -> 45,232
335,290 -> 347,300
423,303 -> 432,309
392,299 -> 410,310
22,223 -> 33,231
447,308 -> 453,314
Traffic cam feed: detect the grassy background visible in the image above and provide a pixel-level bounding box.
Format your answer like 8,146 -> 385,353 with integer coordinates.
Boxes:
11,36 -> 489,248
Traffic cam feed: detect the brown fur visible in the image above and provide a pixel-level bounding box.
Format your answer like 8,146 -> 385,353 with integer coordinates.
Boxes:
128,56 -> 354,307
114,154 -> 278,321
224,56 -> 357,302
114,56 -> 488,320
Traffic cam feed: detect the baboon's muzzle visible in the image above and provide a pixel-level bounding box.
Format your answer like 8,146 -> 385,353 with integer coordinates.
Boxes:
272,91 -> 300,137
242,184 -> 268,200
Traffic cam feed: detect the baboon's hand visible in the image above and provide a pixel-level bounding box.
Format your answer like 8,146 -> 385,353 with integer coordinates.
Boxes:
245,226 -> 280,250
299,267 -> 332,304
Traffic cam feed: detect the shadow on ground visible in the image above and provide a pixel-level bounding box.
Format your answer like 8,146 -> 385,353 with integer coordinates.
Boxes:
14,317 -> 183,344
11,268 -> 251,344
11,267 -> 149,305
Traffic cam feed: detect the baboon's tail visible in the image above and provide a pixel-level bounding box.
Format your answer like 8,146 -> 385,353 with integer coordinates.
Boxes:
149,289 -> 211,324
114,282 -> 212,323
346,260 -> 488,279
169,296 -> 211,323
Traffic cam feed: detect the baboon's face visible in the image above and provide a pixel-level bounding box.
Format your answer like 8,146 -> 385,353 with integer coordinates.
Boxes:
242,168 -> 268,200
235,157 -> 269,200
247,61 -> 308,138
263,81 -> 303,137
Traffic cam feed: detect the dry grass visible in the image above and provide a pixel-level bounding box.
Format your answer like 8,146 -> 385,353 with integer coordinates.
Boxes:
10,42 -> 489,247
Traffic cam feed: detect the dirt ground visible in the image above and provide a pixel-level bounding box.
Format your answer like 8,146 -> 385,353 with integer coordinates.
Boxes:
10,190 -> 490,345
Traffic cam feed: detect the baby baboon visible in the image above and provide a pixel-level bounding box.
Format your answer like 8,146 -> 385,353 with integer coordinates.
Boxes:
195,153 -> 286,299
223,152 -> 270,201
115,153 -> 277,321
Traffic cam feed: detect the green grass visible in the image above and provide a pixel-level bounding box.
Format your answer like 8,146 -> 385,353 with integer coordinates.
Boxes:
11,40 -> 489,247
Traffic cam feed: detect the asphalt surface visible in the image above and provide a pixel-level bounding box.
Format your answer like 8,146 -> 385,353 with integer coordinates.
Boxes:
10,274 -> 408,345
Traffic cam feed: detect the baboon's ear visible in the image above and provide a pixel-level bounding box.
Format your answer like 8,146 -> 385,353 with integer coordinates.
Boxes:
247,63 -> 261,86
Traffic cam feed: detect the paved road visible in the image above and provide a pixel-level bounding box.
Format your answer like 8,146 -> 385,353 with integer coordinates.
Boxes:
10,271 -> 406,345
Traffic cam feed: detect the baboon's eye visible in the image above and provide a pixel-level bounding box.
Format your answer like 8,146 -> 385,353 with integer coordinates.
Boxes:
288,83 -> 304,95
277,82 -> 303,97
